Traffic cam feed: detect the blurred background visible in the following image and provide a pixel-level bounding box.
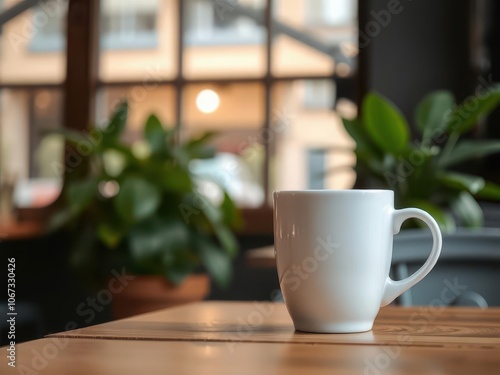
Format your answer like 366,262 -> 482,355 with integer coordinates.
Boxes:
0,0 -> 358,210
1,0 -> 500,344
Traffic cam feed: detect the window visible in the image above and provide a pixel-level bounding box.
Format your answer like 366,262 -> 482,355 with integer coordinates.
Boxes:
270,81 -> 356,196
182,83 -> 265,207
303,79 -> 336,109
0,0 -> 358,211
101,0 -> 159,49
96,85 -> 176,140
306,0 -> 357,26
28,0 -> 160,53
0,1 -> 67,208
29,2 -> 68,52
99,0 -> 175,81
307,149 -> 326,189
184,0 -> 265,46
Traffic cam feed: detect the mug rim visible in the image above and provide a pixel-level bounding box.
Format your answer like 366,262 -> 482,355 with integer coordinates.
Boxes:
273,189 -> 394,195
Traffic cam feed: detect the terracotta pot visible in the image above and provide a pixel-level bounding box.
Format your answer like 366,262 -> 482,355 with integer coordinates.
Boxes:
112,274 -> 210,319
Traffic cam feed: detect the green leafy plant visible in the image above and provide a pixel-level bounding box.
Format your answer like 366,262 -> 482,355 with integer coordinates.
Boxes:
340,88 -> 500,231
50,102 -> 241,288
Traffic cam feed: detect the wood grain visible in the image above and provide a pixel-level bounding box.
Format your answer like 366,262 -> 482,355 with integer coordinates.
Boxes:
7,337 -> 500,375
47,302 -> 500,349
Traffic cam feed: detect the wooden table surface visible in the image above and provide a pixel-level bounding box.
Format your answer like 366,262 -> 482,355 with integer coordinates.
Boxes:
48,302 -> 500,349
7,302 -> 500,374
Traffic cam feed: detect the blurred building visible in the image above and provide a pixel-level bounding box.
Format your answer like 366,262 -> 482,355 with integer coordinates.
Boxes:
0,0 -> 358,208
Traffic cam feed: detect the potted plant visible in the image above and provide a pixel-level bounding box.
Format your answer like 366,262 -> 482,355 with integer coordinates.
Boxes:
335,89 -> 500,306
339,89 -> 500,230
50,102 -> 241,318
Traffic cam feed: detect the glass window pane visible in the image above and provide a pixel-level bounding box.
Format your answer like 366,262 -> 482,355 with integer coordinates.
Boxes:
0,0 -> 68,83
183,0 -> 266,78
183,83 -> 264,129
185,128 -> 266,208
99,0 -> 177,81
0,88 -> 63,209
182,83 -> 265,207
96,85 -> 176,141
272,0 -> 357,77
269,80 -> 356,196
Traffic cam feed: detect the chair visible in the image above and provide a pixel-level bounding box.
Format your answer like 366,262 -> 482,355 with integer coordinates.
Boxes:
392,228 -> 500,307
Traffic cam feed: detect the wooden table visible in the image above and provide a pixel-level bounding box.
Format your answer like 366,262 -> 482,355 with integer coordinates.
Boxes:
7,302 -> 500,374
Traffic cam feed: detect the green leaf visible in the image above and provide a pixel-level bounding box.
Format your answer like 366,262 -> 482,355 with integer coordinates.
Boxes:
415,90 -> 455,142
475,181 -> 500,200
163,249 -> 198,284
114,176 -> 161,222
440,140 -> 500,167
402,149 -> 438,199
446,85 -> 500,134
185,144 -> 217,160
187,191 -> 239,257
163,164 -> 193,192
197,235 -> 232,289
104,101 -> 128,139
342,118 -> 381,160
105,141 -> 136,161
220,191 -> 243,228
439,172 -> 485,194
198,195 -> 223,224
97,222 -> 123,248
184,132 -> 217,160
144,115 -> 167,155
363,92 -> 410,154
66,178 -> 97,213
341,118 -> 387,182
187,132 -> 216,148
48,208 -> 75,232
102,150 -> 127,177
214,224 -> 238,257
408,200 -> 456,232
129,215 -> 190,263
164,263 -> 196,285
451,192 -> 484,228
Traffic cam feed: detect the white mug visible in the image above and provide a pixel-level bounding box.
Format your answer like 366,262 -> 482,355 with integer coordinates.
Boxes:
273,189 -> 442,333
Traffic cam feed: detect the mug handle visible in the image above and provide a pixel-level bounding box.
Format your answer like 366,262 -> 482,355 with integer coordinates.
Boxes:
380,208 -> 442,307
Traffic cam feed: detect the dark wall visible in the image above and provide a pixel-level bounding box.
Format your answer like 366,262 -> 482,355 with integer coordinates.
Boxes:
1,233 -> 113,345
485,0 -> 500,182
359,0 -> 475,119
359,0 -> 500,182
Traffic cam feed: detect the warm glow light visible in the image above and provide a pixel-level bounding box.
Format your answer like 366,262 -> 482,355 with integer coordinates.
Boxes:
98,180 -> 120,198
196,89 -> 220,113
336,63 -> 351,78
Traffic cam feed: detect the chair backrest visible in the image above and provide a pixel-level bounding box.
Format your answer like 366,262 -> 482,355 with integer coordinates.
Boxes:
392,228 -> 500,307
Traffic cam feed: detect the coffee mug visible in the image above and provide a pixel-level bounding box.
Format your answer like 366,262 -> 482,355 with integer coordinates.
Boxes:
273,189 -> 442,333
